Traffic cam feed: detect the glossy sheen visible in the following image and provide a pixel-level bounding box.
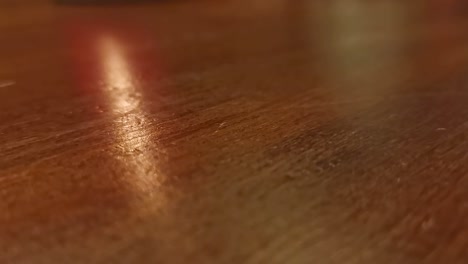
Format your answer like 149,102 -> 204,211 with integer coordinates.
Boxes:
2,0 -> 468,263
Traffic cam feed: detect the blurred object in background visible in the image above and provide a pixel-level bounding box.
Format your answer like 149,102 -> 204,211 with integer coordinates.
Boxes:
57,0 -> 166,4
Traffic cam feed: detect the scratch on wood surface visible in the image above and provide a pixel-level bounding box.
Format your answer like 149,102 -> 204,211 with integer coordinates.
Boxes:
0,81 -> 15,88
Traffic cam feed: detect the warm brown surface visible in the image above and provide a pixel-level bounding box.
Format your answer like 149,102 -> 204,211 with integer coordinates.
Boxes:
1,0 -> 468,263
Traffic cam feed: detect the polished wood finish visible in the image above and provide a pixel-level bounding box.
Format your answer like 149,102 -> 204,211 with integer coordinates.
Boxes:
2,1 -> 468,263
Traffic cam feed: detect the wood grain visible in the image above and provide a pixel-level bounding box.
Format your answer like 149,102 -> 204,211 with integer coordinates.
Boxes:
2,0 -> 468,263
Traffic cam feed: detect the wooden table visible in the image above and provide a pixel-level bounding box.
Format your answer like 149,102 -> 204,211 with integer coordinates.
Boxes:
2,1 -> 468,263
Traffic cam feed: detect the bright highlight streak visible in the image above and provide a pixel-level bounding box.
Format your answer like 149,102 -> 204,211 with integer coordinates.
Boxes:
99,35 -> 139,113
98,34 -> 160,199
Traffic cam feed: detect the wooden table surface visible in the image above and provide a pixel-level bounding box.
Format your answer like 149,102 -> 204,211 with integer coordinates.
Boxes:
2,0 -> 468,263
